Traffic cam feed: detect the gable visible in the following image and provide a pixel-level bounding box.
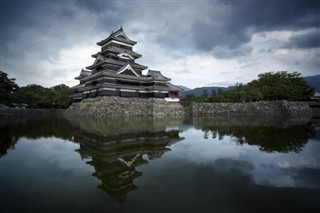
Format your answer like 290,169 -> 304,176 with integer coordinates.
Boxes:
114,30 -> 130,41
121,69 -> 137,76
117,35 -> 126,39
117,64 -> 139,77
93,54 -> 105,65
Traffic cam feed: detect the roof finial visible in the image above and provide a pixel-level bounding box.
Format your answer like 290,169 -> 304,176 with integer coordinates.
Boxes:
120,25 -> 123,30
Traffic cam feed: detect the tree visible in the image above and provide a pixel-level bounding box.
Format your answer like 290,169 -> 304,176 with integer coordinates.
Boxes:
180,94 -> 197,106
249,71 -> 314,101
200,89 -> 209,102
12,84 -> 53,107
0,71 -> 19,105
233,83 -> 263,102
182,71 -> 313,104
12,84 -> 72,108
50,84 -> 72,108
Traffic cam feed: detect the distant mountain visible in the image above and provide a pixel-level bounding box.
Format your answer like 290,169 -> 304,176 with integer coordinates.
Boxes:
304,75 -> 320,92
180,86 -> 234,97
179,75 -> 319,97
177,85 -> 191,92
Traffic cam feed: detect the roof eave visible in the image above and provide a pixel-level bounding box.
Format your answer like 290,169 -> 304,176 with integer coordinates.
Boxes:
97,36 -> 137,46
102,47 -> 142,58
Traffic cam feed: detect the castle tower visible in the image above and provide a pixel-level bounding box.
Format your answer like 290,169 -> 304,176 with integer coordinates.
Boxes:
70,27 -> 180,102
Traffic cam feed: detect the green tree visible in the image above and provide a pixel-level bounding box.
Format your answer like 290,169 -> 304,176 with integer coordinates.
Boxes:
249,71 -> 314,100
214,89 -> 235,103
180,94 -> 197,106
183,71 -> 313,104
12,84 -> 72,108
12,84 -> 53,107
233,83 -> 263,102
0,71 -> 19,105
50,84 -> 72,108
200,89 -> 209,102
12,83 -> 72,108
209,89 -> 217,102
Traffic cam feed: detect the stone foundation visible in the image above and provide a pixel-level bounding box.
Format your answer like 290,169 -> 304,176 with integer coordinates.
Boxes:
65,98 -> 312,118
64,96 -> 184,117
0,108 -> 65,119
187,100 -> 313,117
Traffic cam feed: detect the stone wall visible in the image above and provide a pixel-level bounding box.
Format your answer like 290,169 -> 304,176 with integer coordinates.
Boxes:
64,97 -> 312,118
187,100 -> 313,117
64,96 -> 184,117
0,108 -> 65,119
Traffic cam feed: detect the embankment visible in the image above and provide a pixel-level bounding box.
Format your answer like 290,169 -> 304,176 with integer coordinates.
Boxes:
64,98 -> 312,118
0,108 -> 65,119
64,96 -> 184,117
186,100 -> 312,117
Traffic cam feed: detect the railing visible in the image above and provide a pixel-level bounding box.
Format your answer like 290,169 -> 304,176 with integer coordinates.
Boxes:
165,96 -> 180,102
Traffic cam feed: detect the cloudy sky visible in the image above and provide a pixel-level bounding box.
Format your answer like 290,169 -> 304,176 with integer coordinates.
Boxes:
1,0 -> 319,89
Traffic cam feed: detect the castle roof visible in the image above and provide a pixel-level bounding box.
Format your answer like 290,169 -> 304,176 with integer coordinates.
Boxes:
147,70 -> 170,81
97,26 -> 137,46
86,56 -> 147,70
70,83 -> 85,89
166,83 -> 181,92
92,46 -> 142,59
75,69 -> 92,80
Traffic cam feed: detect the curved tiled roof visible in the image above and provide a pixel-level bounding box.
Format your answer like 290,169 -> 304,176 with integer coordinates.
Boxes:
86,56 -> 147,70
97,27 -> 137,46
75,69 -> 92,79
147,70 -> 170,81
100,46 -> 142,58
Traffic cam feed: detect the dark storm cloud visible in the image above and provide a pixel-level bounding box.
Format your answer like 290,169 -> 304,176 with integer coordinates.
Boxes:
284,30 -> 320,49
138,0 -> 320,59
212,45 -> 253,59
3,0 -> 319,59
2,1 -> 76,59
188,0 -> 320,55
1,0 -> 134,60
1,0 -> 319,86
220,0 -> 320,31
76,0 -> 126,30
1,0 -> 122,55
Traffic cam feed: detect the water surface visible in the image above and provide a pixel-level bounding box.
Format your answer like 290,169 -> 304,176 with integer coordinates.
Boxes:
0,116 -> 319,213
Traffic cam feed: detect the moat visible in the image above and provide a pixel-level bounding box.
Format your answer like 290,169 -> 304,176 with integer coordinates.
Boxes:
0,116 -> 319,213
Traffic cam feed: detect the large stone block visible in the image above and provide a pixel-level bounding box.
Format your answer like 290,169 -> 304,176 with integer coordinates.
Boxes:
64,96 -> 185,117
187,100 -> 312,117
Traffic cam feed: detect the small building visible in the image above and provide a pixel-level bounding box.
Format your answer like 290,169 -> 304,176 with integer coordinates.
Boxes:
70,27 -> 180,102
10,103 -> 28,109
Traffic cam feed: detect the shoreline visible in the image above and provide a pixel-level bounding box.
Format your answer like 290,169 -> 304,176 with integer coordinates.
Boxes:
0,108 -> 65,119
0,99 -> 316,119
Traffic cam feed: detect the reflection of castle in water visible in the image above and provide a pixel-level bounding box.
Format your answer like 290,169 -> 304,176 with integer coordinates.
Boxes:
1,116 -> 317,201
0,117 -> 184,201
68,117 -> 183,202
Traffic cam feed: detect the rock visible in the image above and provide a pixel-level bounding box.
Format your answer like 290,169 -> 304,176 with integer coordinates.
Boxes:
64,97 -> 185,117
187,100 -> 312,118
65,98 -> 312,119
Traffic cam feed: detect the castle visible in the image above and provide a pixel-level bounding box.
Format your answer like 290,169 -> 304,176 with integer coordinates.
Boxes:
70,27 -> 180,102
